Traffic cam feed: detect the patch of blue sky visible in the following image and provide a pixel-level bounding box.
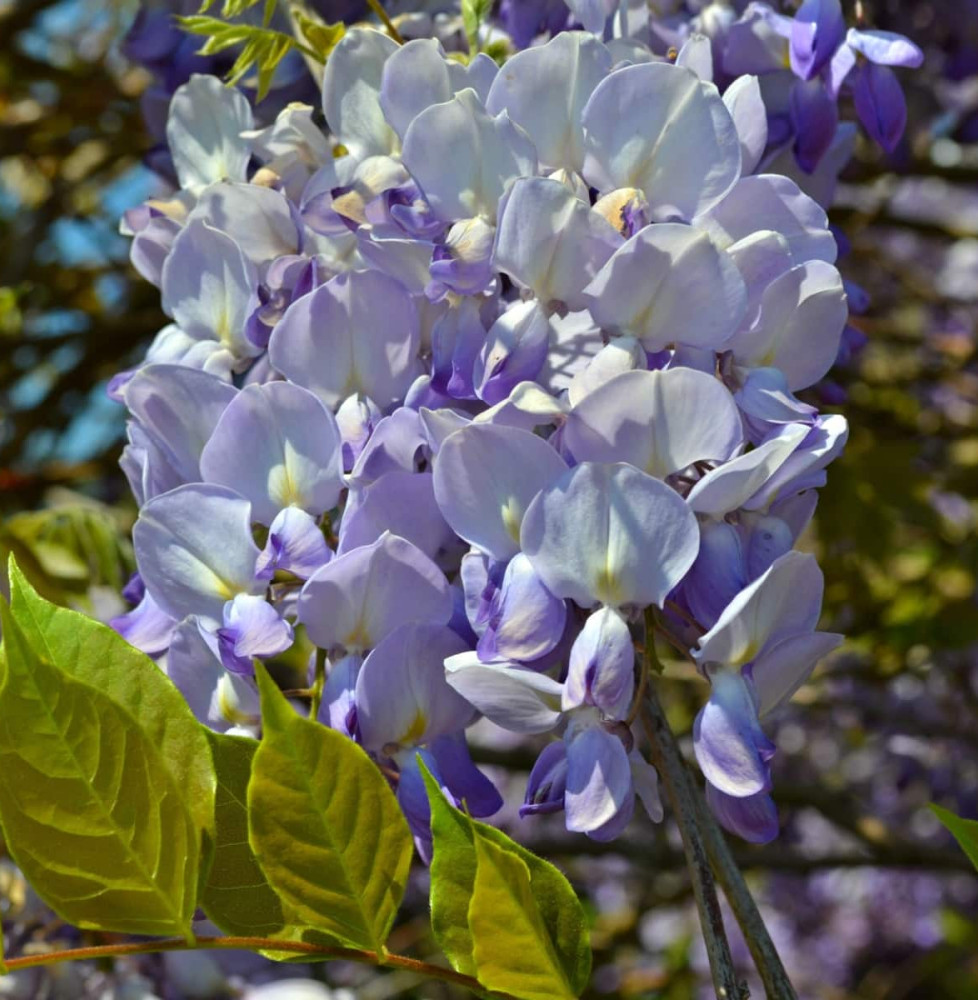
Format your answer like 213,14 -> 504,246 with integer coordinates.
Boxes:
54,381 -> 125,461
8,342 -> 85,411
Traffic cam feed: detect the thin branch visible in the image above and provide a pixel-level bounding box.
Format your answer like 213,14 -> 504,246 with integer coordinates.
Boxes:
2,935 -> 509,998
535,837 -> 977,874
642,621 -> 796,999
639,615 -> 747,1000
692,792 -> 798,1000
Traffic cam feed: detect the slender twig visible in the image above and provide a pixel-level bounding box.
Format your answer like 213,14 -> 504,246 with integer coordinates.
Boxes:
664,599 -> 703,632
365,0 -> 403,43
1,935 -> 509,998
639,613 -> 746,1000
625,638 -> 651,727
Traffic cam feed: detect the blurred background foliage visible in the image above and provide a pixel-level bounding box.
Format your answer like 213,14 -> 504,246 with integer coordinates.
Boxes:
2,0 -> 978,997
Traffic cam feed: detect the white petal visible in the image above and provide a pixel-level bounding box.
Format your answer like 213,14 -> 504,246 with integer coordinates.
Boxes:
695,551 -> 825,668
133,484 -> 260,623
166,74 -> 253,192
581,61 -> 741,220
493,176 -> 621,311
444,653 -> 564,734
322,27 -> 398,158
721,75 -> 767,175
379,38 -> 455,139
582,223 -> 747,351
686,423 -> 809,517
697,174 -> 836,264
521,462 -> 700,609
565,368 -> 743,478
161,220 -> 258,359
269,270 -> 421,409
486,31 -> 612,173
402,88 -> 537,223
200,381 -> 343,524
433,422 -> 568,561
732,260 -> 847,390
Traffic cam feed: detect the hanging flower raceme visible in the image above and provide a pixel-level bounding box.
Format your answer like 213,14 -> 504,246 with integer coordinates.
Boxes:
109,6 -> 902,849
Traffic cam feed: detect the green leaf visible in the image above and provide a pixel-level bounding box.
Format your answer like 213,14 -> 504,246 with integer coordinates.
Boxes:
425,764 -> 479,977
470,835 -> 579,1000
292,12 -> 345,59
255,32 -> 294,101
0,501 -> 134,604
195,0 -> 271,22
201,736 -> 351,959
201,732 -> 286,936
248,664 -> 413,951
932,803 -> 978,871
422,762 -> 591,998
0,601 -> 199,938
8,560 -> 216,857
177,15 -> 301,102
461,0 -> 492,53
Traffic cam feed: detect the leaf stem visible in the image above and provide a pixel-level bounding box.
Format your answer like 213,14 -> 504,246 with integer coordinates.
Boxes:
2,936 -> 510,998
640,612 -> 746,1000
308,646 -> 327,720
365,0 -> 403,43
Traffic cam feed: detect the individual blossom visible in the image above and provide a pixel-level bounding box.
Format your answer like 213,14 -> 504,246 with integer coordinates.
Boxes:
691,551 -> 843,842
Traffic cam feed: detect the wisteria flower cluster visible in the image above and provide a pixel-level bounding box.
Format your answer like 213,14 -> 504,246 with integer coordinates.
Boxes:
111,4 -> 918,853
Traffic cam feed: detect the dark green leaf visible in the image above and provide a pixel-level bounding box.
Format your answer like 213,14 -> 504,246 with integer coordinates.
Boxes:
248,664 -> 413,951
201,732 -> 286,936
932,803 -> 978,871
0,601 -> 198,938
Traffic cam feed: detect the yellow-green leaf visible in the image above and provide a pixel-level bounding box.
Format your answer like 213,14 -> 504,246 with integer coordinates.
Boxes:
469,835 -> 578,1000
8,560 -> 216,856
422,761 -> 591,997
293,12 -> 345,58
425,764 -> 479,977
461,0 -> 492,53
248,664 -> 413,951
0,602 -> 198,938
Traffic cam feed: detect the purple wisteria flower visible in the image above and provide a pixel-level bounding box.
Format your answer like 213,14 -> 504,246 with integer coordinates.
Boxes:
106,4 -> 905,850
